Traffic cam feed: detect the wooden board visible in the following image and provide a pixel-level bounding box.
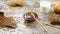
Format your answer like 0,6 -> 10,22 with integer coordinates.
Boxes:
45,12 -> 60,29
45,20 -> 60,29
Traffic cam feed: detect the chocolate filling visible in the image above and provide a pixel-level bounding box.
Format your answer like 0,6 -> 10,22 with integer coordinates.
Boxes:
15,4 -> 23,7
51,19 -> 60,25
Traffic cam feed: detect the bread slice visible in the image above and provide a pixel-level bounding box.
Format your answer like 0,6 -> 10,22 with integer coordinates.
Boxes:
45,12 -> 60,29
7,0 -> 25,8
0,11 -> 17,28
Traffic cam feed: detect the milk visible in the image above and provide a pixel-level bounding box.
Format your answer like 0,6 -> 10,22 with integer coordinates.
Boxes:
40,1 -> 51,13
40,1 -> 51,21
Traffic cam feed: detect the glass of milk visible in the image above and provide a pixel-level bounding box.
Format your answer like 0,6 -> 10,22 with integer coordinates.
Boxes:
40,1 -> 51,22
40,1 -> 51,13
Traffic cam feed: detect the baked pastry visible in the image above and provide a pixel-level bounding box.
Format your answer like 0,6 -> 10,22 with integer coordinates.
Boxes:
8,0 -> 25,7
14,0 -> 25,7
8,1 -> 16,7
23,12 -> 38,23
0,12 -> 17,28
53,2 -> 60,14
